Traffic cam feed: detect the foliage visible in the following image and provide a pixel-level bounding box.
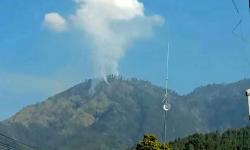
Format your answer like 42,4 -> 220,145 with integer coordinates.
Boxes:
1,77 -> 250,150
170,127 -> 250,150
136,134 -> 171,150
134,127 -> 250,150
136,134 -> 161,150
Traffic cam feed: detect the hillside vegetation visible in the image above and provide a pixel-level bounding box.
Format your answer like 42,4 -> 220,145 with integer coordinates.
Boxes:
133,126 -> 250,150
0,76 -> 250,150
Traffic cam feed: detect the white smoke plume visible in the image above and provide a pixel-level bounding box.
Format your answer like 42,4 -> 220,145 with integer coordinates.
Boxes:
43,13 -> 68,32
43,0 -> 164,80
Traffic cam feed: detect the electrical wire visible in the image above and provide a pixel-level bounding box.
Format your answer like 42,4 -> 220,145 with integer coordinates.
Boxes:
231,0 -> 250,75
231,0 -> 250,43
0,132 -> 39,150
231,0 -> 245,40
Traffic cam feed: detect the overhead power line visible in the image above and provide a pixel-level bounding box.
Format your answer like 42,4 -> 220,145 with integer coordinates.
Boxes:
0,132 -> 39,150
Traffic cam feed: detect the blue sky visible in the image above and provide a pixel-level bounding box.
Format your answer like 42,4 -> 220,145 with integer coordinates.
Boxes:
0,0 -> 250,120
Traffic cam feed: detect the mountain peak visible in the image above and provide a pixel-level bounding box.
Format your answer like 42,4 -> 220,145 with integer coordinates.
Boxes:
2,77 -> 250,150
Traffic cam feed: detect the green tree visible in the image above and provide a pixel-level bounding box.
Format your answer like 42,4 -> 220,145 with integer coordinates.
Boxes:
136,134 -> 172,150
136,134 -> 161,150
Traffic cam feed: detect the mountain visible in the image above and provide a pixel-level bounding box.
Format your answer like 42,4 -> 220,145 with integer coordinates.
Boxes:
0,76 -> 250,150
184,79 -> 250,130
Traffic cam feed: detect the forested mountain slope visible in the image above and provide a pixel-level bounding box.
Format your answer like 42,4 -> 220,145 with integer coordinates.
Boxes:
1,77 -> 249,150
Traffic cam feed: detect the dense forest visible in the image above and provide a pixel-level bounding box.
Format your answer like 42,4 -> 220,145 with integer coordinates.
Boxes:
134,126 -> 250,150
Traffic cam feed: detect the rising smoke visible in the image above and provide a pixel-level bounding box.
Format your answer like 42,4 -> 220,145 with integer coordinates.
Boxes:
43,0 -> 164,80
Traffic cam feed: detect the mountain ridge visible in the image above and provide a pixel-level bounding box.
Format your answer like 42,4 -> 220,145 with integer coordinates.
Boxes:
1,76 -> 250,150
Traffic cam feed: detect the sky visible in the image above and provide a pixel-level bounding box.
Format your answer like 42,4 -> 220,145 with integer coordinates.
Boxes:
0,0 -> 250,120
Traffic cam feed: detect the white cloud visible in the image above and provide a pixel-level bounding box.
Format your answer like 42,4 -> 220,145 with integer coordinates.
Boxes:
43,12 -> 68,32
43,0 -> 164,79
